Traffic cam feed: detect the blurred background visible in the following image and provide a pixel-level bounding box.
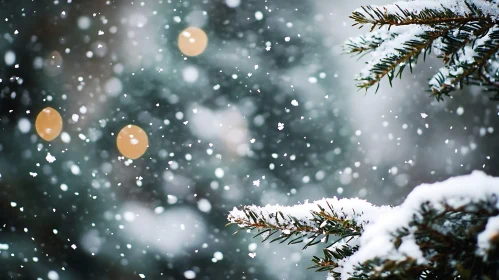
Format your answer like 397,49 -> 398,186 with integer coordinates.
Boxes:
0,0 -> 498,279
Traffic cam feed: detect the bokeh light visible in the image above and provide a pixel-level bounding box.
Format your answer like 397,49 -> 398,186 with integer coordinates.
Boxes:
178,27 -> 208,57
116,125 -> 149,159
35,107 -> 63,141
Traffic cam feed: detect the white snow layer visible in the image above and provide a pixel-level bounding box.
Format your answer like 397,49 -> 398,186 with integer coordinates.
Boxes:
354,0 -> 499,20
429,24 -> 499,92
477,215 -> 499,259
229,197 -> 391,231
349,0 -> 499,87
229,171 -> 499,279
342,171 -> 499,279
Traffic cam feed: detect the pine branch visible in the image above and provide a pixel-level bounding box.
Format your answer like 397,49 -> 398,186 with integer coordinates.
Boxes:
342,171 -> 499,279
228,171 -> 499,279
437,20 -> 495,63
429,24 -> 499,99
344,27 -> 399,55
351,1 -> 493,30
346,0 -> 499,100
355,26 -> 450,89
228,198 -> 381,249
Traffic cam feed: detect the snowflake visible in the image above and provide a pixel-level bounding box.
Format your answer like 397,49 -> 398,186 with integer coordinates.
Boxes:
46,153 -> 56,163
277,122 -> 284,130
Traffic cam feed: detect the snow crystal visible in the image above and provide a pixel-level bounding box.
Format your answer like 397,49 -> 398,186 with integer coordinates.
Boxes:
71,165 -> 81,175
214,251 -> 223,260
308,77 -> 317,84
4,50 -> 16,66
225,0 -> 240,8
0,243 -> 9,250
154,206 -> 165,214
17,118 -> 31,133
420,113 -> 428,119
291,100 -> 299,106
277,122 -> 284,130
61,132 -> 71,143
104,77 -> 123,97
47,271 -> 59,280
46,153 -> 56,163
255,11 -> 263,20
215,168 -> 224,178
183,66 -> 199,83
184,270 -> 196,279
197,198 -> 212,212
77,16 -> 91,30
248,243 -> 257,251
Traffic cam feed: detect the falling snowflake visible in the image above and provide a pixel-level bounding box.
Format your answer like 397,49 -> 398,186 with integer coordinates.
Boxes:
46,153 -> 56,163
278,122 -> 284,130
248,252 -> 256,258
253,179 -> 260,187
420,113 -> 428,119
291,99 -> 299,106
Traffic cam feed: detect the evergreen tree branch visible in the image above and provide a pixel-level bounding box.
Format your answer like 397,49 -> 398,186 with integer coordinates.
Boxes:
350,1 -> 494,30
344,28 -> 399,55
346,0 -> 499,99
229,171 -> 499,279
437,20 -> 495,63
355,26 -> 450,89
228,198 -> 380,248
429,24 -> 499,99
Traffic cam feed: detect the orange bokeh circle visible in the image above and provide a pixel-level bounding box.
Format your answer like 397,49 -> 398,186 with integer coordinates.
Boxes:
116,125 -> 149,159
178,27 -> 208,57
35,107 -> 63,141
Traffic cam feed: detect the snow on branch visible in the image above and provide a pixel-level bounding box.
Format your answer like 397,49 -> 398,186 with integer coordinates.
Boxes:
429,24 -> 499,97
345,0 -> 499,100
351,0 -> 497,29
341,171 -> 499,278
228,171 -> 499,279
350,25 -> 447,89
228,197 -> 390,249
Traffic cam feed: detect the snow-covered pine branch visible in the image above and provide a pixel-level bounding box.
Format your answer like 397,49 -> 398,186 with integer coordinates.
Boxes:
228,197 -> 390,249
228,171 -> 499,279
430,24 -> 499,95
345,0 -> 499,100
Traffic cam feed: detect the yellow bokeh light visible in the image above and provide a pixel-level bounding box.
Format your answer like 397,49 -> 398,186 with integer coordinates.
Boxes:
116,125 -> 149,159
178,27 -> 208,57
35,107 -> 63,141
